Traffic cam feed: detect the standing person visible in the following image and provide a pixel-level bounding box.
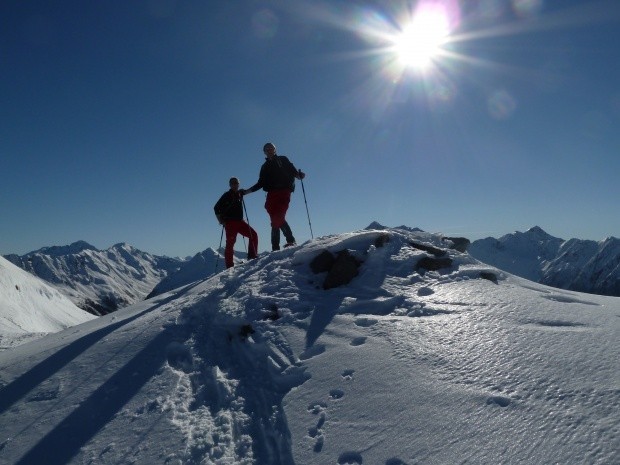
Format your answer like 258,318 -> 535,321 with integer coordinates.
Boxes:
214,177 -> 258,268
241,142 -> 305,251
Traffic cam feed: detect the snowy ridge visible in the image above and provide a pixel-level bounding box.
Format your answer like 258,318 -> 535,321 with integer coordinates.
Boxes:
5,242 -> 183,315
0,227 -> 618,464
0,256 -> 94,349
146,248 -> 224,299
470,226 -> 620,296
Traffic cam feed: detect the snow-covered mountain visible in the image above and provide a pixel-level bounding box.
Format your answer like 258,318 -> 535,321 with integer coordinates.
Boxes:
0,226 -> 617,464
0,256 -> 95,350
4,241 -> 184,315
146,248 -> 224,299
469,226 -> 620,297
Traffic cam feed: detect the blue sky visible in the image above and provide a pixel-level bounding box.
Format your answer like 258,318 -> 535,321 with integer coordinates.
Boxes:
2,0 -> 619,258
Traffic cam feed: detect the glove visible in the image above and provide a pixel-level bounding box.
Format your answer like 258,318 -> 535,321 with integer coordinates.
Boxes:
297,170 -> 305,180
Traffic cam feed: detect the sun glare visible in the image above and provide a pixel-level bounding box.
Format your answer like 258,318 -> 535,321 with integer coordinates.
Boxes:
393,8 -> 451,70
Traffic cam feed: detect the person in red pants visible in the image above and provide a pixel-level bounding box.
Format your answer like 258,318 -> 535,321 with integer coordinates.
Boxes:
241,142 -> 305,251
214,177 -> 258,268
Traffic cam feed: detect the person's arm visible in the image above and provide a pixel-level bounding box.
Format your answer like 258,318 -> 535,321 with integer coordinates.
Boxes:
285,157 -> 305,179
241,167 -> 265,195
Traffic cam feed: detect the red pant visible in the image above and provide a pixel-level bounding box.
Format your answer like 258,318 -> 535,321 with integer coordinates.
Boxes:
224,220 -> 258,268
265,189 -> 291,228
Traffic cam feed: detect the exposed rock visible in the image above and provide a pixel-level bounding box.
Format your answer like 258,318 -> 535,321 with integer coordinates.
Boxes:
479,271 -> 498,284
374,234 -> 390,248
322,250 -> 361,290
310,250 -> 336,274
443,236 -> 471,253
409,242 -> 447,257
415,256 -> 453,273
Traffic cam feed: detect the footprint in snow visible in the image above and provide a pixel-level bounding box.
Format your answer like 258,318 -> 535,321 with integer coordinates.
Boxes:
338,451 -> 363,464
350,336 -> 366,346
308,412 -> 326,452
307,403 -> 327,452
354,318 -> 378,327
307,402 -> 327,415
342,369 -> 355,380
486,395 -> 512,407
386,459 -> 408,465
329,389 -> 345,400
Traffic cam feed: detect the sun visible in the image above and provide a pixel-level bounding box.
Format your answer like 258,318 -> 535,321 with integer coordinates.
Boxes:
392,8 -> 451,70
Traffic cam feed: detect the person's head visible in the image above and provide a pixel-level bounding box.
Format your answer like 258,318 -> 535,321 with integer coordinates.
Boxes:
229,177 -> 240,191
263,142 -> 276,158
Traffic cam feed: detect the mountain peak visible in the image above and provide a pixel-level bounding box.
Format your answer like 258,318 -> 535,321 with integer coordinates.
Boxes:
110,242 -> 133,250
526,226 -> 548,235
366,221 -> 387,230
33,240 -> 98,256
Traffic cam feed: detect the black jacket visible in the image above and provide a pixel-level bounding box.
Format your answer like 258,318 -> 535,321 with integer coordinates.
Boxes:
248,155 -> 299,193
214,189 -> 243,221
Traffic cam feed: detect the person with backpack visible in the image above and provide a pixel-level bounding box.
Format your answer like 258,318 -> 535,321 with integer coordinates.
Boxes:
241,142 -> 305,251
214,177 -> 258,268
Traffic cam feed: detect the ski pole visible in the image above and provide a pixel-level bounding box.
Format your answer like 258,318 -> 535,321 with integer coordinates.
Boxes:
299,169 -> 314,239
242,197 -> 255,257
214,224 -> 224,273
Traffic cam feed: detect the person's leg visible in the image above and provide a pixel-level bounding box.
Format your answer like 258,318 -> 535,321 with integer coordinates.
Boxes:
280,221 -> 295,245
270,227 -> 280,251
266,191 -> 288,250
224,223 -> 238,268
238,221 -> 258,259
266,190 -> 290,228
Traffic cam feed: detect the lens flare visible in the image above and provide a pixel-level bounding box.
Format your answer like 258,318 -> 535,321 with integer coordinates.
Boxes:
393,8 -> 451,69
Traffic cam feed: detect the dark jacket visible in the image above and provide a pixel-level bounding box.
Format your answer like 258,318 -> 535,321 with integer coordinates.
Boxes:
214,189 -> 243,222
248,155 -> 299,193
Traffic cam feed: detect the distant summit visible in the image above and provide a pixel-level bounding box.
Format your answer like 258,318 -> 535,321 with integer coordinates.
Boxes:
366,222 -> 424,234
5,242 -> 184,315
470,227 -> 620,297
29,240 -> 98,257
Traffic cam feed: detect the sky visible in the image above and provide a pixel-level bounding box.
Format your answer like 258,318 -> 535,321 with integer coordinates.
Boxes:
2,0 -> 620,258
1,227 -> 619,464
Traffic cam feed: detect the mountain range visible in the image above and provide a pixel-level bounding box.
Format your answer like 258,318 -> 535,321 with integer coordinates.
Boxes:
4,242 -> 183,315
3,225 -> 619,324
469,226 -> 620,297
0,225 -> 618,464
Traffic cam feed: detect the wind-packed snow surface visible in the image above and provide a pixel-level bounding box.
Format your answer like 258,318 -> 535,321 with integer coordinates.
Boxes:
0,256 -> 95,350
0,227 -> 618,465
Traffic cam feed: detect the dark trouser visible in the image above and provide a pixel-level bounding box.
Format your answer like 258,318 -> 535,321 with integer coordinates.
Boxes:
224,220 -> 258,268
265,189 -> 295,250
271,222 -> 295,251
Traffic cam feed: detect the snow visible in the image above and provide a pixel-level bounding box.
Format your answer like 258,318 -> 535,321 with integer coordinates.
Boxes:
470,226 -> 620,297
5,242 -> 183,315
0,227 -> 618,464
0,256 -> 95,350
